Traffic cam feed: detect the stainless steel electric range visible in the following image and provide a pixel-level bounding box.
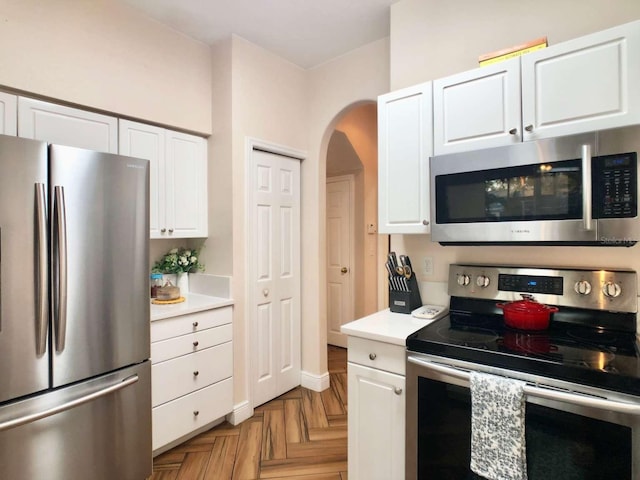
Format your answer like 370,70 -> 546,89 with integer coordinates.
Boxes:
405,264 -> 640,480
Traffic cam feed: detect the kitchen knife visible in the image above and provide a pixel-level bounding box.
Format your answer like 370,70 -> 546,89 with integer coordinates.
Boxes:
388,252 -> 398,271
385,262 -> 398,291
399,254 -> 412,268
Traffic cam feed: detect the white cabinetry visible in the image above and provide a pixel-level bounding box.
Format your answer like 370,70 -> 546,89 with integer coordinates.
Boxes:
0,92 -> 17,135
347,336 -> 406,480
119,120 -> 208,239
433,20 -> 640,155
378,82 -> 432,234
18,97 -> 118,153
150,306 -> 233,453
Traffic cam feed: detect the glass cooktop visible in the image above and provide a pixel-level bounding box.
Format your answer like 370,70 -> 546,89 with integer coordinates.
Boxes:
407,311 -> 640,396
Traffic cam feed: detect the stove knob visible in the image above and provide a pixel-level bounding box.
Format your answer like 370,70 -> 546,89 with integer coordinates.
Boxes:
574,280 -> 592,295
457,274 -> 470,287
602,281 -> 622,298
476,275 -> 490,288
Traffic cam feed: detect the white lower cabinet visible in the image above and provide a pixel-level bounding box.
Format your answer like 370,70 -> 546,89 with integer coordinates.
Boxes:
347,337 -> 406,480
150,306 -> 233,453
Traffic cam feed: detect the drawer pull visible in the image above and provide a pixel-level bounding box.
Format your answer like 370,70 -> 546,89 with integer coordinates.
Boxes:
192,321 -> 199,328
193,341 -> 199,347
394,387 -> 403,396
369,353 -> 377,360
193,410 -> 199,417
193,371 -> 199,377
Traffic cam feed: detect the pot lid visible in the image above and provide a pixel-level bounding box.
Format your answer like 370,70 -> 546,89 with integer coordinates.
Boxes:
498,295 -> 558,313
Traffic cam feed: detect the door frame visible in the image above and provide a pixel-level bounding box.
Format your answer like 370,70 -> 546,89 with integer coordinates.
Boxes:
245,137 -> 306,412
326,174 -> 355,347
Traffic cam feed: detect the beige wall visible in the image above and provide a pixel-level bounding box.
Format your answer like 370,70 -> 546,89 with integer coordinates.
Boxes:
0,0 -> 212,134
389,0 -> 640,286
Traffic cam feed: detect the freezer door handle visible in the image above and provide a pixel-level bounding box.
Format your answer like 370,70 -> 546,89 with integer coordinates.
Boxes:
0,374 -> 139,432
35,183 -> 48,356
53,186 -> 68,352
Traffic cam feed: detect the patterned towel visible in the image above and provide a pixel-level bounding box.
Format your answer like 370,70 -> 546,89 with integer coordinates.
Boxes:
470,371 -> 528,480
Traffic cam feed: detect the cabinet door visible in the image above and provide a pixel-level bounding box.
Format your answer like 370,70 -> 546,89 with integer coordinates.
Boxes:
165,130 -> 208,238
0,92 -> 17,135
378,82 -> 432,234
18,97 -> 118,153
522,20 -> 640,140
119,120 -> 166,238
433,58 -> 522,154
348,362 -> 405,480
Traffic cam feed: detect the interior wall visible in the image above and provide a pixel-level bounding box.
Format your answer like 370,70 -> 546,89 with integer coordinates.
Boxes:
389,0 -> 640,293
0,0 -> 212,134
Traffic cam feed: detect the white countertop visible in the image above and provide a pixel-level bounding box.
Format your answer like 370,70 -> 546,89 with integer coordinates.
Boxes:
340,308 -> 437,346
150,293 -> 234,321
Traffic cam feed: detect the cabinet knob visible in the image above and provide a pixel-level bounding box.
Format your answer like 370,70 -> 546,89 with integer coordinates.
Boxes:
422,220 -> 430,226
193,341 -> 199,347
341,267 -> 348,274
160,228 -> 167,233
263,289 -> 269,297
525,125 -> 534,132
509,128 -> 517,135
369,353 -> 377,360
193,321 -> 199,327
168,228 -> 174,233
193,410 -> 199,417
193,371 -> 199,377
394,387 -> 403,396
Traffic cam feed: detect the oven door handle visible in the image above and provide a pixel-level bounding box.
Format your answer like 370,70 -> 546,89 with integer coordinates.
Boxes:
408,356 -> 640,415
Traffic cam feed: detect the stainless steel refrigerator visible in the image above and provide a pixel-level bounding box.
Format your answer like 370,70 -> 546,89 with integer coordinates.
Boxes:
0,134 -> 151,479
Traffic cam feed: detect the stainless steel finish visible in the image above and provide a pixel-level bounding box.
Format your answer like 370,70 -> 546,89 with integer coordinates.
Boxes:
53,185 -> 68,352
341,267 -> 348,274
408,356 -> 640,415
0,136 -> 49,403
0,375 -> 139,432
582,144 -> 593,231
448,264 -> 637,313
431,126 -> 640,244
369,353 -> 377,360
49,145 -> 150,387
0,362 -> 151,480
35,183 -> 48,357
509,128 -> 517,135
393,387 -> 403,395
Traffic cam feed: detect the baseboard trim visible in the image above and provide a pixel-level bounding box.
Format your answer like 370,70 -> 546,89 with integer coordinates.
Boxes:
227,400 -> 253,426
300,370 -> 330,392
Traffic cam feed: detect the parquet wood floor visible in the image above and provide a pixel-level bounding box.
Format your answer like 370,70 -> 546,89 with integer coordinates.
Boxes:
151,345 -> 348,480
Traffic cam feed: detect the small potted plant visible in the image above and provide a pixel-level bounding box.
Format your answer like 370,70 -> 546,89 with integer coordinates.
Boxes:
152,247 -> 204,294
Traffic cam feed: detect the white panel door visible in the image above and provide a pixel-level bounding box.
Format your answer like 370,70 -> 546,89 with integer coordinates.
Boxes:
165,130 -> 208,238
522,20 -> 640,140
119,120 -> 166,238
326,176 -> 354,348
378,82 -> 432,234
0,92 -> 17,135
348,362 -> 405,480
18,97 -> 118,153
433,57 -> 522,154
251,148 -> 301,407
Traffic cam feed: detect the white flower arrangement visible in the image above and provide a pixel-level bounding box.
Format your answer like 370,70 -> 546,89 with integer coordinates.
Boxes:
152,247 -> 204,274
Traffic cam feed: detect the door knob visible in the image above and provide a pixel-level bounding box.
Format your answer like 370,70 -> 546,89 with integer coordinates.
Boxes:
341,267 -> 348,274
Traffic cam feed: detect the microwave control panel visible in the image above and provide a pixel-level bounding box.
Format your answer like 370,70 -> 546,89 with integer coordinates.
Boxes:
593,152 -> 637,219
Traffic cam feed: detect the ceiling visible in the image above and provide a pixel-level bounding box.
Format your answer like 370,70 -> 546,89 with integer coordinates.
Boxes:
120,0 -> 399,69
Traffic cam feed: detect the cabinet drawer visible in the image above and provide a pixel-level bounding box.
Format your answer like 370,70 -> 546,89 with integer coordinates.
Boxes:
152,377 -> 233,451
347,336 -> 405,375
151,323 -> 232,364
151,307 -> 232,342
152,342 -> 232,406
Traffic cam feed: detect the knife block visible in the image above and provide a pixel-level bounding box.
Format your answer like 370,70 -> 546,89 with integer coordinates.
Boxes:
389,273 -> 422,314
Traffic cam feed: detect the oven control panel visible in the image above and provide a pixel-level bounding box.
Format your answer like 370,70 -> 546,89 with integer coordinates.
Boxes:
448,264 -> 638,313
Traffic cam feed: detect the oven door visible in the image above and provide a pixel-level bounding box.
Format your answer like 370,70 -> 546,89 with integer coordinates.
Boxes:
406,353 -> 640,480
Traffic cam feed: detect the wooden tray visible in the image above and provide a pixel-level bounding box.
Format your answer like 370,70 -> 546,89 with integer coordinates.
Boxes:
152,296 -> 186,305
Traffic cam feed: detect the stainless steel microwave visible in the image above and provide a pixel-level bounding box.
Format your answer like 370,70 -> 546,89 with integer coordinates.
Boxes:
430,126 -> 640,246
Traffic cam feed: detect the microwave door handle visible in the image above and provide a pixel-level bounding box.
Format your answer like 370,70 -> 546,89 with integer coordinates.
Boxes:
582,144 -> 593,231
408,356 -> 640,415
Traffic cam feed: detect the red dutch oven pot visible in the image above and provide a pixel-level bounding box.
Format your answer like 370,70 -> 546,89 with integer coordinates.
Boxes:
496,295 -> 559,331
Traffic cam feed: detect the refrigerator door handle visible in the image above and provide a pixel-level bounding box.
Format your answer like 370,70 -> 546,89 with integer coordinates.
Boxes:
35,183 -> 49,356
0,375 -> 139,432
53,185 -> 68,352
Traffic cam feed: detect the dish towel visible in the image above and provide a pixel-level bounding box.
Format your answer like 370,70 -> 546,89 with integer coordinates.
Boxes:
470,371 -> 528,480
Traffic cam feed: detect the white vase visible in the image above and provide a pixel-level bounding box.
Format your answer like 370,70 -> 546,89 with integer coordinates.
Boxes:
176,272 -> 189,296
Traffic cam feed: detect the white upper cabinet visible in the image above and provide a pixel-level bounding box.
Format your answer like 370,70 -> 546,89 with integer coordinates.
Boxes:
18,97 -> 118,153
378,82 -> 432,234
433,58 -> 522,155
0,92 -> 17,135
521,20 -> 640,141
119,120 -> 208,239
